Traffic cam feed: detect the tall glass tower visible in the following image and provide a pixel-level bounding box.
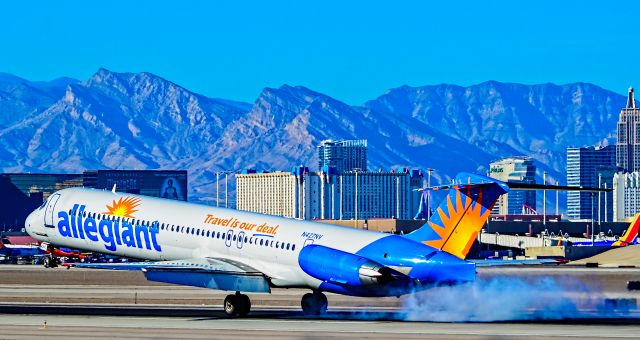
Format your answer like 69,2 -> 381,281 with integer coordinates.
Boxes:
566,146 -> 616,220
488,157 -> 536,215
317,139 -> 367,173
616,87 -> 640,172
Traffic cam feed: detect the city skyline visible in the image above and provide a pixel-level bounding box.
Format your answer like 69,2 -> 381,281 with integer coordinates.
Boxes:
1,1 -> 639,104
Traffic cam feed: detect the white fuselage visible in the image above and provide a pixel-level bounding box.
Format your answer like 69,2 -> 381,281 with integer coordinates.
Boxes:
26,187 -> 389,289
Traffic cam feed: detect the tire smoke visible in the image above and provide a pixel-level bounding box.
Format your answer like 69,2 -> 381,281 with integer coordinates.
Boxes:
401,276 -> 623,322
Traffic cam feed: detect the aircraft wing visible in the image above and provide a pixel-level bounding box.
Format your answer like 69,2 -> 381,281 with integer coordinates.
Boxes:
471,258 -> 566,267
72,258 -> 271,293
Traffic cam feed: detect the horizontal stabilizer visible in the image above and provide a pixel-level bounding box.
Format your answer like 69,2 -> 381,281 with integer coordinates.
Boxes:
506,183 -> 611,192
420,182 -> 611,192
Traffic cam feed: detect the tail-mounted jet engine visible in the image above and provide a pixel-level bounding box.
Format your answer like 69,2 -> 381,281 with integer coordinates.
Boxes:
298,244 -> 398,286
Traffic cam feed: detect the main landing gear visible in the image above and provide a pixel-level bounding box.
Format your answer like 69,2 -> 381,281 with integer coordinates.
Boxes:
301,291 -> 328,315
222,291 -> 328,317
224,292 -> 251,317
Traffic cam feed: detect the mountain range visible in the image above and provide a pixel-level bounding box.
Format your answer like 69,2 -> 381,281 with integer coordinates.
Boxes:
0,69 -> 628,208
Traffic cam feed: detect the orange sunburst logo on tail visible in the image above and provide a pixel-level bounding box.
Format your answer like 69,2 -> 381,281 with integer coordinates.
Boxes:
424,188 -> 494,259
104,196 -> 141,218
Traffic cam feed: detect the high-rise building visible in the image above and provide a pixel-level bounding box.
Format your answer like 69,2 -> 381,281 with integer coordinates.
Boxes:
317,139 -> 367,173
616,87 -> 640,172
336,169 -> 423,220
235,170 -> 297,218
613,172 -> 640,221
566,146 -> 616,220
488,157 -> 536,215
595,165 -> 622,222
236,166 -> 422,220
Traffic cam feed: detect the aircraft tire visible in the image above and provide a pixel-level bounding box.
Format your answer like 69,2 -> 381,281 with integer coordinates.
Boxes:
44,257 -> 57,268
238,294 -> 251,317
301,292 -> 328,315
224,294 -> 239,317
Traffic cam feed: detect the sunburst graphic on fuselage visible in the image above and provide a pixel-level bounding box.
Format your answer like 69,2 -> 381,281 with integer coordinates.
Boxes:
104,196 -> 141,218
424,188 -> 494,259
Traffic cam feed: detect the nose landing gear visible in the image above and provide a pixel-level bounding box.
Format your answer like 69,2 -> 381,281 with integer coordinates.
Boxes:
301,291 -> 328,315
43,245 -> 58,268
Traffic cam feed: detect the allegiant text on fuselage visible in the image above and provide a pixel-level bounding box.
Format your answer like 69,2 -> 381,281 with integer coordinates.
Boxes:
56,204 -> 161,252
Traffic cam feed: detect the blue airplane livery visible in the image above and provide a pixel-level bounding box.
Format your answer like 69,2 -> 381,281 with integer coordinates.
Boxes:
56,202 -> 161,252
26,172 -> 577,316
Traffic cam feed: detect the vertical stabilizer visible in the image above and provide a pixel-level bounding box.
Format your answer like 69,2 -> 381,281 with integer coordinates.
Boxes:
613,214 -> 640,246
405,173 -> 509,259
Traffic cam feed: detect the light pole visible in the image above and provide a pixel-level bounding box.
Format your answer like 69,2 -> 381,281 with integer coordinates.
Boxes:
427,168 -> 434,218
225,171 -> 231,208
556,181 -> 560,216
214,170 -> 231,208
543,171 -> 547,226
598,174 -> 602,226
216,171 -> 220,207
604,183 -> 608,222
354,168 -> 361,227
591,192 -> 596,244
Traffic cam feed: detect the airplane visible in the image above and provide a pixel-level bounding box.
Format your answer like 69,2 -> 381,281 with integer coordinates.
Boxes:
561,214 -> 640,247
24,172 -> 592,317
40,243 -> 88,267
0,239 -> 87,266
0,240 -> 45,258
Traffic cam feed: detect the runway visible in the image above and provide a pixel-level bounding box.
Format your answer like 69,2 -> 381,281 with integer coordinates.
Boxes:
3,312 -> 640,339
1,265 -> 640,338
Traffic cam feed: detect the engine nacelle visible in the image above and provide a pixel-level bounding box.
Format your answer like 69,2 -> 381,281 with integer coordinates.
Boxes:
298,244 -> 392,287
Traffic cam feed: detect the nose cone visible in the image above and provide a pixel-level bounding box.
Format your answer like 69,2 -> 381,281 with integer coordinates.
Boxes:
410,251 -> 476,285
25,210 -> 37,236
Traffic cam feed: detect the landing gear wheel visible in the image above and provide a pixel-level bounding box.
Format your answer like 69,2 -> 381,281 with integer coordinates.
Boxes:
224,293 -> 251,317
238,294 -> 251,317
301,292 -> 328,315
224,294 -> 239,317
44,257 -> 57,268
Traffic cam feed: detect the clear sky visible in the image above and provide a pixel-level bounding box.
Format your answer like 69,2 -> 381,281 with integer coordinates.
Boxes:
1,1 -> 638,104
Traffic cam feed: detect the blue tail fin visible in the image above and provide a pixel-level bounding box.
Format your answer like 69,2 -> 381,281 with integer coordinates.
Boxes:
405,173 -> 509,259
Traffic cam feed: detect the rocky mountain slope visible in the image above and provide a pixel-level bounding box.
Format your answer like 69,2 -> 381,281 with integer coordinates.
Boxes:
0,69 -> 627,206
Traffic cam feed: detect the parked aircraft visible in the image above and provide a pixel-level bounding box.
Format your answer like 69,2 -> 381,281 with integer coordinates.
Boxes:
570,214 -> 640,247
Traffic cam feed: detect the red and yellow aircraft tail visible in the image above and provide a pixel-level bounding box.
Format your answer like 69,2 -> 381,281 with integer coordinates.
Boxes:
612,214 -> 640,246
